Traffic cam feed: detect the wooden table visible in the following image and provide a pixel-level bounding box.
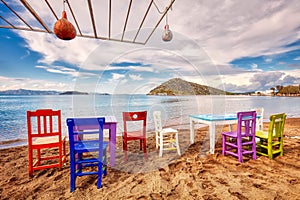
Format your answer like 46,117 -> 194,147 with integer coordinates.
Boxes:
189,114 -> 238,154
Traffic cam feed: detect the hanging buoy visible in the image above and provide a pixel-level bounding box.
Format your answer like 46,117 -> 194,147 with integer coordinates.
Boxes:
53,11 -> 76,40
162,24 -> 173,42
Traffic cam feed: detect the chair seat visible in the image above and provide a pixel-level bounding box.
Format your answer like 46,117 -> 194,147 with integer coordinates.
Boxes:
75,141 -> 108,152
124,130 -> 145,138
32,136 -> 65,145
256,130 -> 268,139
161,128 -> 178,134
222,131 -> 251,138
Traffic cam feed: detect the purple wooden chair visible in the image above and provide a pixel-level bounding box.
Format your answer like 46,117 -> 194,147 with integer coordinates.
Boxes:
222,111 -> 257,162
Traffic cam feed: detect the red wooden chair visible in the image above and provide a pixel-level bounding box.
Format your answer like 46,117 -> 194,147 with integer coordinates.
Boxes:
122,111 -> 147,161
27,109 -> 66,176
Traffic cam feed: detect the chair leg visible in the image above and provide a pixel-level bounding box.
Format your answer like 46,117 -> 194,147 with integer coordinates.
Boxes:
97,161 -> 103,189
279,137 -> 284,156
252,137 -> 256,160
143,139 -> 147,159
222,135 -> 226,156
268,141 -> 273,159
70,152 -> 76,192
103,149 -> 107,176
237,139 -> 243,162
28,147 -> 33,177
155,132 -> 159,149
159,132 -> 163,157
123,139 -> 128,161
59,144 -> 63,170
176,133 -> 181,156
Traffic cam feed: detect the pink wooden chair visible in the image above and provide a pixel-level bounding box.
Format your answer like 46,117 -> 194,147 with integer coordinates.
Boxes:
222,111 -> 257,162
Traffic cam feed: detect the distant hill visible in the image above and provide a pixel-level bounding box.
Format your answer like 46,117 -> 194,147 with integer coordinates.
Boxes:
0,89 -> 109,95
147,78 -> 232,96
59,91 -> 89,95
0,89 -> 60,95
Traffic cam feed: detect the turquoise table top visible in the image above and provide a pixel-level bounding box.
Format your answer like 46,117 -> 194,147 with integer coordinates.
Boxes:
190,114 -> 260,121
189,114 -> 237,121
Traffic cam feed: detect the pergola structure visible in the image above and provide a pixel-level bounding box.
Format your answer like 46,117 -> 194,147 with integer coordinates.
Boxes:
0,0 -> 175,45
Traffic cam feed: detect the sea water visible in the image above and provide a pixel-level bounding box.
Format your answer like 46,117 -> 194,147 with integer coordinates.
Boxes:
0,94 -> 299,148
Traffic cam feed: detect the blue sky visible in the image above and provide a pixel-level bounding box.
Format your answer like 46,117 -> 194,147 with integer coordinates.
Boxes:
0,0 -> 300,94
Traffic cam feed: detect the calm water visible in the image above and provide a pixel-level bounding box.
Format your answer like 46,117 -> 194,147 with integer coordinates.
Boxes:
1,94 -> 299,148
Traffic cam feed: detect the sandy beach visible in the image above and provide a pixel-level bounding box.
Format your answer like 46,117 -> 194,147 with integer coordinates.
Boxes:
0,118 -> 300,200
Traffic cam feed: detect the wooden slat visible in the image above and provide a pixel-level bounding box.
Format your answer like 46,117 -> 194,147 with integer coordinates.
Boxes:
121,0 -> 133,41
66,0 -> 82,36
87,0 -> 97,38
20,0 -> 51,33
108,0 -> 111,39
45,0 -> 59,20
133,0 -> 153,42
0,16 -> 16,28
0,0 -> 33,30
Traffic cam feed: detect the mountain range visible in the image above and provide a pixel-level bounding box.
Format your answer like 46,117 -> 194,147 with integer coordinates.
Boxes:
0,89 -> 109,95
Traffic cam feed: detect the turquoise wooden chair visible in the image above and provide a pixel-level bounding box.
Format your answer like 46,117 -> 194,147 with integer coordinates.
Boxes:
66,117 -> 108,192
256,113 -> 286,159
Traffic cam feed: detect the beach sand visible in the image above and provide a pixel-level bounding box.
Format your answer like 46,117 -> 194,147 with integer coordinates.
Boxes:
1,118 -> 300,200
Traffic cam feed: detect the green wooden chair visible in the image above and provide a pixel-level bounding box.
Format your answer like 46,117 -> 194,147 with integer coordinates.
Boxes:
256,113 -> 286,159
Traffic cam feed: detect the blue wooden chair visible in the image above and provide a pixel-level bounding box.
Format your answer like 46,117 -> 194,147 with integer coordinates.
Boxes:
222,111 -> 257,162
66,117 -> 108,192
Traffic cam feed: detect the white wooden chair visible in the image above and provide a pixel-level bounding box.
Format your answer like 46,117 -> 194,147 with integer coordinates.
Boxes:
153,111 -> 181,157
252,107 -> 264,131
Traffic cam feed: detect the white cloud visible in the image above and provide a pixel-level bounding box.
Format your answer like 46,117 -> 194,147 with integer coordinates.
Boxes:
111,73 -> 125,80
294,57 -> 300,61
171,0 -> 300,64
129,74 -> 142,81
35,65 -> 96,77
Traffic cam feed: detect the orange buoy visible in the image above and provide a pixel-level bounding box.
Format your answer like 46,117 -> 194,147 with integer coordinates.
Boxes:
53,11 -> 76,40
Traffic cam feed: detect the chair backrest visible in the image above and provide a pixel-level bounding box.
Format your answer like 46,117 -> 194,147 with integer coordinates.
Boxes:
153,111 -> 163,132
27,109 -> 62,140
66,117 -> 105,151
252,107 -> 264,131
237,111 -> 257,138
268,113 -> 286,138
122,111 -> 147,136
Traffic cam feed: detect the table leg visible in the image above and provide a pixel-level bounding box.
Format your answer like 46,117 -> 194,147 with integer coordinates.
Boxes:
190,118 -> 195,144
109,123 -> 116,166
209,122 -> 216,154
